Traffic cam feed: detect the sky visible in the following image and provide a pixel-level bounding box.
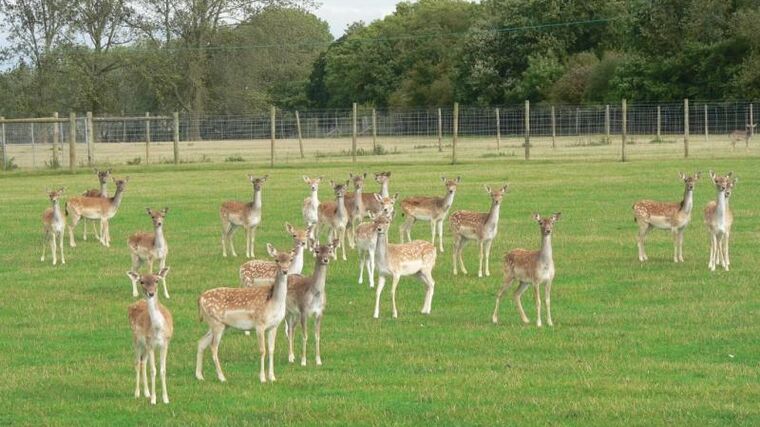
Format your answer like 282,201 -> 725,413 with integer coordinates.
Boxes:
315,0 -> 399,38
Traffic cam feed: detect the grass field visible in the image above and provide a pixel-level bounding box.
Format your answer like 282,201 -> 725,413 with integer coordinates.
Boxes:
1,157 -> 759,425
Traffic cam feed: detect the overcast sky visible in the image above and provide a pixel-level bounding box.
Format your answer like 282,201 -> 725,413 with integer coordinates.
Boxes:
316,0 -> 399,38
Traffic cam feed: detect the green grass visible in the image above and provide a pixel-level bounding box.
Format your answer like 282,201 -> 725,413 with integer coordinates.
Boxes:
1,158 -> 759,426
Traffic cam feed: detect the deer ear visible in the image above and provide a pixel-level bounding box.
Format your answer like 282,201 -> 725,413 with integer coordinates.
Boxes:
345,180 -> 350,187
552,212 -> 562,222
285,222 -> 294,234
330,180 -> 335,187
332,238 -> 340,248
248,174 -> 255,182
484,185 -> 491,193
678,172 -> 686,180
440,176 -> 446,183
266,243 -> 277,258
157,267 -> 170,279
59,187 -> 66,193
106,168 -> 112,174
694,172 -> 701,180
126,271 -> 140,283
374,193 -> 383,202
727,171 -> 733,177
385,171 -> 391,177
709,170 -> 716,180
349,172 -> 354,178
93,168 -> 99,174
146,208 -> 153,216
502,184 -> 509,192
368,211 -> 376,220
262,175 -> 269,182
456,176 -> 461,183
161,207 -> 169,215
302,175 -> 310,183
392,192 -> 399,201
532,213 -> 541,222
125,176 -> 130,182
732,176 -> 739,185
363,172 -> 367,179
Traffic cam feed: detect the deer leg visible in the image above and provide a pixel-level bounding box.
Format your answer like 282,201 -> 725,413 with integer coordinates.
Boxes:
68,213 -> 80,247
221,222 -> 228,257
420,270 -> 435,314
287,316 -> 296,363
437,220 -> 444,252
358,250 -> 365,284
368,247 -> 376,288
158,258 -> 169,299
40,230 -> 48,262
430,221 -> 436,246
159,343 -> 169,404
720,233 -> 729,271
390,274 -> 401,318
724,232 -> 731,269
82,219 -> 88,241
227,225 -> 238,257
300,314 -> 308,366
478,240 -> 485,277
210,326 -> 227,382
672,229 -> 679,263
315,313 -> 323,366
374,275 -> 386,318
266,327 -> 277,381
678,230 -> 685,262
245,227 -> 251,258
514,281 -> 530,324
140,352 -> 150,398
340,227 -> 347,261
130,254 -> 142,297
256,327 -> 266,383
196,330 -> 212,380
636,223 -> 650,261
709,233 -> 717,271
133,348 -> 142,398
250,226 -> 257,258
492,272 -> 514,324
459,239 -> 469,275
534,282 -> 543,327
58,230 -> 65,264
484,239 -> 494,277
545,280 -> 554,327
148,349 -> 157,405
452,235 -> 459,275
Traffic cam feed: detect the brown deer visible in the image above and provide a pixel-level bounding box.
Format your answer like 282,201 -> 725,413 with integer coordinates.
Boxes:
632,173 -> 699,262
128,208 -> 170,298
196,245 -> 293,383
729,124 -> 756,150
365,171 -> 392,215
220,174 -> 268,258
492,213 -> 561,327
239,223 -> 312,288
704,171 -> 736,271
344,173 -> 367,248
355,194 -> 398,288
66,176 -> 129,248
301,176 -> 322,240
81,168 -> 111,240
40,188 -> 66,265
450,184 -> 508,277
127,268 -> 172,405
317,180 -> 349,261
400,176 -> 460,252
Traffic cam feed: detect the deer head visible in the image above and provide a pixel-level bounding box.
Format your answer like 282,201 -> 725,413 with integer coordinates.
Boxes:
146,207 -> 168,228
127,267 -> 170,298
533,212 -> 561,236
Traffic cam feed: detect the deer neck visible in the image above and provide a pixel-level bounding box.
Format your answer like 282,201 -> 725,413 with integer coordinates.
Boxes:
442,190 -> 456,210
353,188 -> 363,210
99,182 -> 108,197
290,245 -> 305,275
51,199 -> 63,223
310,260 -> 329,293
252,188 -> 262,210
271,269 -> 289,305
309,189 -> 319,206
680,187 -> 694,214
486,200 -> 501,228
110,187 -> 125,210
380,181 -> 389,198
146,297 -> 166,332
336,195 -> 347,220
154,224 -> 167,252
375,232 -> 390,271
539,233 -> 553,266
715,190 -> 728,224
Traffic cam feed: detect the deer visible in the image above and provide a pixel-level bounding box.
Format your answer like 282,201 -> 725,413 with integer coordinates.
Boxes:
492,213 -> 561,327
196,245 -> 294,383
239,223 -> 312,288
365,171 -> 392,215
632,172 -> 700,263
284,239 -> 339,366
66,176 -> 129,248
372,214 -> 437,319
343,173 -> 368,248
729,124 -> 756,150
81,168 -> 111,241
355,194 -> 398,288
301,176 -> 322,240
704,171 -> 737,272
220,174 -> 268,258
126,268 -> 172,405
450,184 -> 508,277
317,180 -> 349,261
399,176 -> 460,252
128,208 -> 170,299
40,188 -> 66,266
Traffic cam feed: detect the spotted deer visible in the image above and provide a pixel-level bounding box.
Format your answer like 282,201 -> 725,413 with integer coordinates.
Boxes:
81,169 -> 111,240
372,214 -> 437,319
492,213 -> 560,327
355,194 -> 398,288
220,175 -> 268,258
301,176 -> 322,239
66,176 -> 129,248
365,171 -> 392,215
128,208 -> 170,298
632,173 -> 699,263
729,124 -> 755,150
704,171 -> 736,271
40,188 -> 66,265
196,246 -> 293,383
317,180 -> 349,261
284,239 -> 339,366
239,223 -> 312,288
450,184 -> 508,277
127,268 -> 172,405
400,176 -> 460,252
344,173 -> 367,248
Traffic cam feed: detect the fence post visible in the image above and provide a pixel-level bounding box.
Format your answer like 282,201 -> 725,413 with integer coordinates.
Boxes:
683,98 -> 689,158
621,99 -> 627,162
69,113 -> 76,170
52,112 -> 59,167
604,104 -> 610,143
704,103 -> 709,144
749,103 -> 754,148
495,107 -> 501,151
31,122 -> 36,168
86,112 -> 94,166
452,102 -> 459,164
575,107 -> 580,137
437,108 -> 443,152
551,105 -> 557,149
121,110 -> 126,142
0,117 -> 5,170
372,109 -> 378,152
145,112 -> 151,165
656,105 -> 661,139
173,112 -> 180,164
352,102 -> 357,163
296,110 -> 304,159
270,106 -> 276,167
524,100 -> 530,160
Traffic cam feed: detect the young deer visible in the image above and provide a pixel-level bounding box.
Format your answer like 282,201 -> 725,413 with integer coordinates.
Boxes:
492,213 -> 561,327
704,171 -> 737,271
729,124 -> 756,150
372,214 -> 437,319
41,188 -> 66,265
128,208 -> 170,299
450,184 -> 508,277
66,176 -> 129,248
196,246 -> 293,383
355,194 -> 398,288
81,168 -> 111,240
127,268 -> 172,405
344,173 -> 367,248
301,176 -> 322,239
239,223 -> 312,287
364,171 -> 392,215
632,173 -> 699,263
400,176 -> 460,252
220,174 -> 268,258
284,239 -> 339,366
317,180 -> 349,261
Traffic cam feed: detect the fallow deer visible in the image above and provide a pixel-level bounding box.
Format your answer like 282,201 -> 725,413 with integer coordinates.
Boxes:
355,194 -> 398,288
492,213 -> 561,327
450,184 -> 508,277
344,173 -> 367,248
372,214 -> 437,319
127,268 -> 172,405
301,176 -> 322,240
633,173 -> 699,263
128,208 -> 170,298
196,245 -> 293,383
81,168 -> 111,240
284,239 -> 339,366
400,176 -> 460,252
729,124 -> 756,150
220,174 -> 268,258
66,176 -> 129,248
317,180 -> 349,261
240,223 -> 312,287
40,188 -> 66,265
364,171 -> 392,215
704,171 -> 736,271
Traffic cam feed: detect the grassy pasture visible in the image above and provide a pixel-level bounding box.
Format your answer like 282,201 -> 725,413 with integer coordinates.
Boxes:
0,157 -> 759,426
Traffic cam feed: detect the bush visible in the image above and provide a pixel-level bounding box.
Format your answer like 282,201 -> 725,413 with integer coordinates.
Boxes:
126,157 -> 142,165
225,155 -> 245,162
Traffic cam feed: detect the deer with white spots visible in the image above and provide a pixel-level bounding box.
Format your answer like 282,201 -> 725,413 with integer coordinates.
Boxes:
196,246 -> 294,383
220,175 -> 268,258
127,268 -> 172,405
317,180 -> 349,261
492,213 -> 560,327
128,208 -> 170,298
41,188 -> 66,265
301,176 -> 322,240
81,169 -> 111,241
399,176 -> 459,252
344,173 -> 367,248
450,184 -> 508,277
704,171 -> 736,271
239,223 -> 312,288
354,194 -> 397,288
66,176 -> 129,248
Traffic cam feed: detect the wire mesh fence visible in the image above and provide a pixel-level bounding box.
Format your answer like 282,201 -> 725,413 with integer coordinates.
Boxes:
1,100 -> 757,170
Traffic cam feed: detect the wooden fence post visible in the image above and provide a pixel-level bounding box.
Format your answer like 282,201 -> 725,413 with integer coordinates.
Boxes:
296,110 -> 304,159
270,106 -> 276,167
69,113 -> 76,170
0,117 -> 5,170
656,105 -> 661,139
52,112 -> 59,167
372,108 -> 378,152
575,106 -> 580,137
173,112 -> 179,164
145,112 -> 151,165
621,99 -> 627,162
604,104 -> 610,143
749,104 -> 754,148
704,103 -> 709,144
352,102 -> 357,162
452,102 -> 459,164
683,98 -> 689,158
495,107 -> 501,151
437,108 -> 443,152
31,122 -> 36,168
86,112 -> 94,166
551,105 -> 557,149
524,100 -> 530,160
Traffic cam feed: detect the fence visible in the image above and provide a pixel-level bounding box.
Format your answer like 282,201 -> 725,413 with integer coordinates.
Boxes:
1,100 -> 757,170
